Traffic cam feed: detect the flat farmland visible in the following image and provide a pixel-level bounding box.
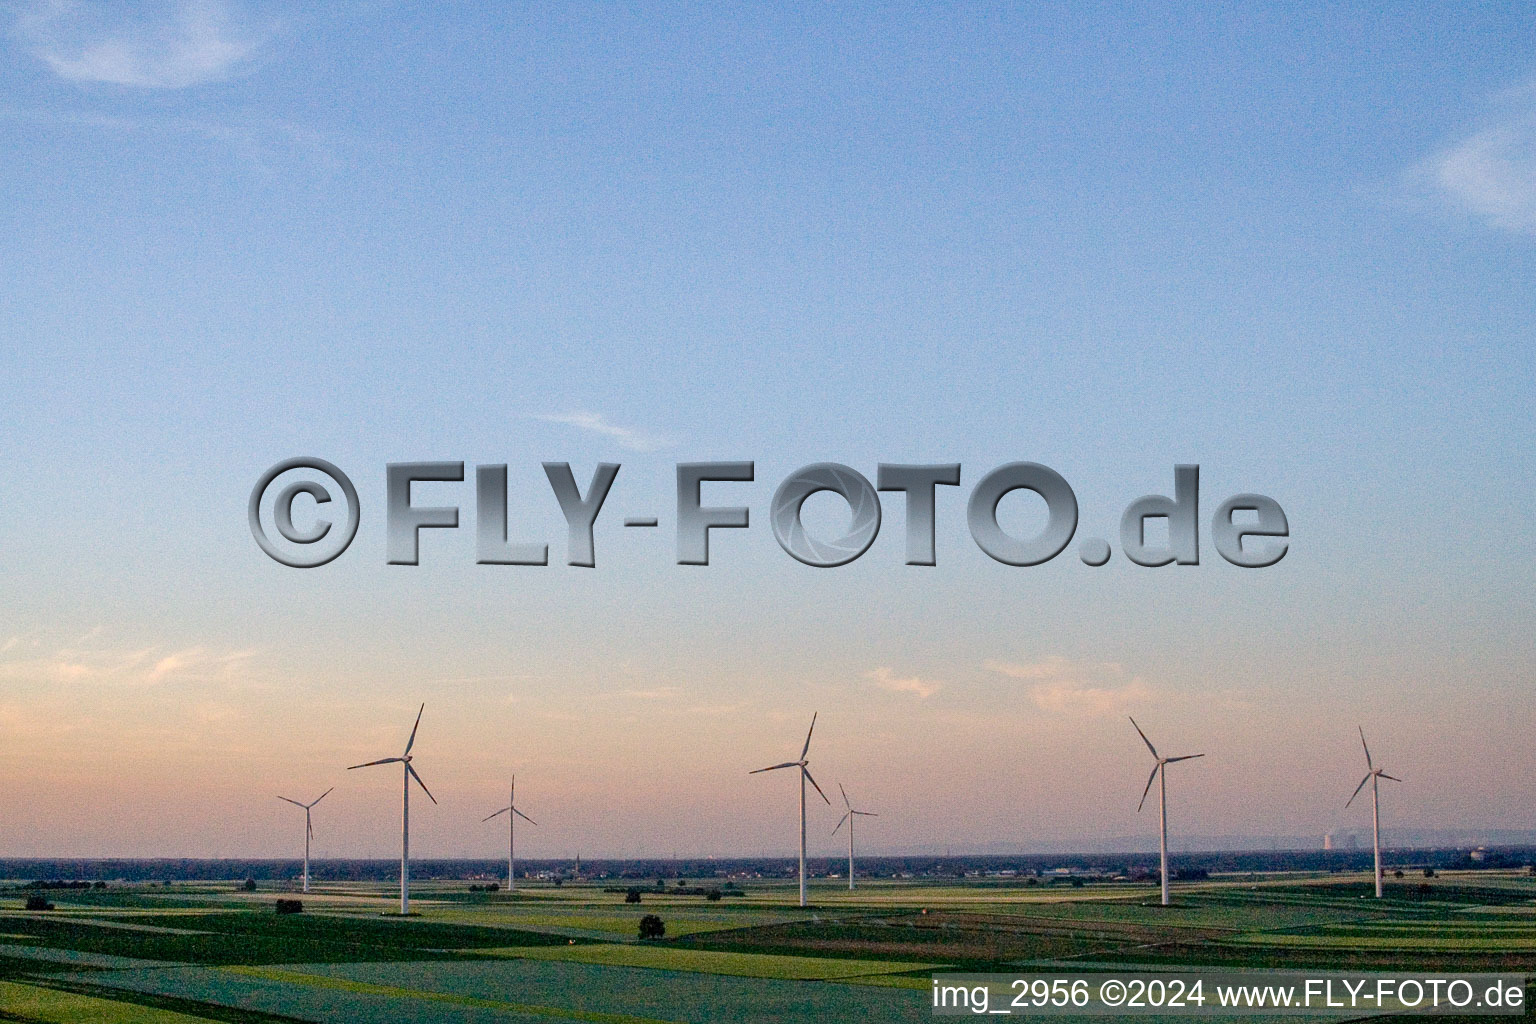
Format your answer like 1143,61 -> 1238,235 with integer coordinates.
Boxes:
0,872 -> 1532,1022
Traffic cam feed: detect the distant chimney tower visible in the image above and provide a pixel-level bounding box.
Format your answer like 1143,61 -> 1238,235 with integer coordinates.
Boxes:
1323,833 -> 1334,850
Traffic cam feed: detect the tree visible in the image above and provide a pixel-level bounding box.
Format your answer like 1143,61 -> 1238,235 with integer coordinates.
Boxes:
24,896 -> 53,911
1422,867 -> 1435,878
275,899 -> 303,914
638,914 -> 665,940
242,878 -> 257,892
624,888 -> 642,904
1393,870 -> 1404,879
706,889 -> 722,902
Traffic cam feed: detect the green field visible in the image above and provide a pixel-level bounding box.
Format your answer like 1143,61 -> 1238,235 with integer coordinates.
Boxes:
1,871 -> 1532,1022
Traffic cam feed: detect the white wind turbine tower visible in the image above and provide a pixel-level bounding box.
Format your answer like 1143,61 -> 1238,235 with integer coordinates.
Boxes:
750,712 -> 831,907
1130,717 -> 1205,907
831,783 -> 877,891
348,704 -> 437,915
483,776 -> 536,892
1347,726 -> 1402,899
276,787 -> 333,893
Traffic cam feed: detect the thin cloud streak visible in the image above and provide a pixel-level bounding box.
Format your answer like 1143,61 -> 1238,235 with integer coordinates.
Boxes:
0,639 -> 256,688
1413,81 -> 1536,235
865,666 -> 940,699
18,0 -> 268,89
986,656 -> 1154,717
533,412 -> 671,452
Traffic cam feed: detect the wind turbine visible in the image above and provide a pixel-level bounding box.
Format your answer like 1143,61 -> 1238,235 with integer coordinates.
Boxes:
276,788 -> 333,893
1130,717 -> 1205,906
348,703 -> 436,915
831,783 -> 877,891
1347,726 -> 1401,898
483,776 -> 536,892
751,712 -> 830,907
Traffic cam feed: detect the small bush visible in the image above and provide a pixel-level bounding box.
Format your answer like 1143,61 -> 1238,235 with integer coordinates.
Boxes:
275,899 -> 303,915
1423,867 -> 1435,878
242,878 -> 257,892
624,888 -> 642,904
706,889 -> 722,902
24,896 -> 54,911
1393,870 -> 1404,879
638,914 -> 665,940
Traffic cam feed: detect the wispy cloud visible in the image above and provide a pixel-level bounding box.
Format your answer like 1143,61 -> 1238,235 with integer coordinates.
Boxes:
1412,81 -> 1536,235
533,412 -> 671,453
615,686 -> 682,700
0,638 -> 256,688
985,656 -> 1154,716
865,666 -> 940,699
17,0 -> 269,89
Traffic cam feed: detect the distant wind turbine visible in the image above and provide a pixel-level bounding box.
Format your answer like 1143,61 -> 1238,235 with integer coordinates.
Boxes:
751,712 -> 830,907
831,783 -> 877,891
483,776 -> 537,892
348,703 -> 436,915
1347,726 -> 1401,899
276,787 -> 333,893
1130,717 -> 1205,906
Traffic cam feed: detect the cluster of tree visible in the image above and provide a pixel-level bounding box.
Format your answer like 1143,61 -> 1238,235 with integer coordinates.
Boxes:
606,885 -> 729,902
18,880 -> 105,890
275,899 -> 303,914
24,895 -> 54,911
467,883 -> 502,892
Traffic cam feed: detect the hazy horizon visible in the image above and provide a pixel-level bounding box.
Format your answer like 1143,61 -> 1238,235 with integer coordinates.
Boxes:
1,3 -> 1532,861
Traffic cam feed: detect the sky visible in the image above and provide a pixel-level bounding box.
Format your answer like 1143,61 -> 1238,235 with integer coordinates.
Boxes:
0,1 -> 1533,861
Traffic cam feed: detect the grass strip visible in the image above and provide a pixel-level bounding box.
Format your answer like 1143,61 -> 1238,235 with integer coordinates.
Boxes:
222,965 -> 685,1024
480,942 -> 943,980
0,981 -> 222,1023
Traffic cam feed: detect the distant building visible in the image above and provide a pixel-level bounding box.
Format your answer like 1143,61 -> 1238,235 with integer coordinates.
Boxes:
1323,833 -> 1334,850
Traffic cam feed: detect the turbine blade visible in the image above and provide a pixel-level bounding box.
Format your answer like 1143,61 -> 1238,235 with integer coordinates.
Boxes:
483,807 -> 511,822
1346,774 -> 1371,808
802,767 -> 831,805
1129,717 -> 1158,759
832,812 -> 849,836
1165,753 -> 1205,763
348,757 -> 402,769
750,761 -> 799,774
513,807 -> 537,825
800,712 -> 817,760
1358,725 -> 1372,770
404,703 -> 425,756
310,787 -> 334,807
854,811 -> 879,817
1379,772 -> 1402,783
277,796 -> 306,807
838,781 -> 850,809
1137,763 -> 1158,812
407,762 -> 437,805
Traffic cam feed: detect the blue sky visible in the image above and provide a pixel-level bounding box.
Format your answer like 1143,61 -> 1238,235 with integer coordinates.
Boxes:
0,2 -> 1532,859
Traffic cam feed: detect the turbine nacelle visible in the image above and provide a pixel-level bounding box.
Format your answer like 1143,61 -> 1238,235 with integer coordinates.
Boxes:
1346,726 -> 1402,807
1129,717 -> 1204,812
